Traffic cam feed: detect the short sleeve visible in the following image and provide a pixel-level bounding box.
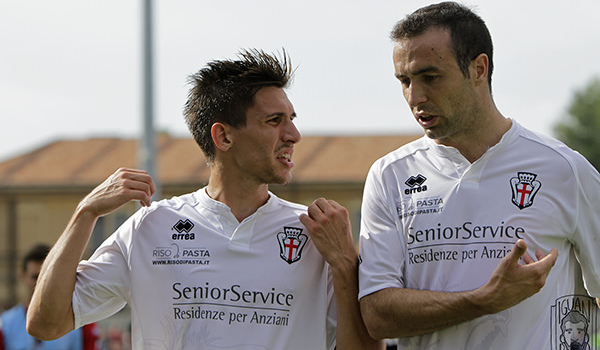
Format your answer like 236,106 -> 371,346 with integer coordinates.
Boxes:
358,162 -> 406,300
570,153 -> 600,297
72,213 -> 142,328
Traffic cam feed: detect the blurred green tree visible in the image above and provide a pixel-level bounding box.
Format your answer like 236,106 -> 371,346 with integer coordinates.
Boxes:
554,77 -> 600,170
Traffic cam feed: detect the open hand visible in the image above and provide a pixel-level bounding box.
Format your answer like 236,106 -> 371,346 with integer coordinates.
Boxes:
481,239 -> 558,313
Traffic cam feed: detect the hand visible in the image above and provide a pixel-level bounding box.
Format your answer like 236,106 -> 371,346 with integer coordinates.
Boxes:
79,168 -> 156,218
299,198 -> 357,266
480,239 -> 558,313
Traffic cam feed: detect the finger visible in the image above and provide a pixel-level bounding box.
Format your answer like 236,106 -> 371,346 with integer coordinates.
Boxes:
327,200 -> 349,219
307,199 -> 331,220
113,179 -> 151,206
312,197 -> 331,213
536,248 -> 558,270
135,188 -> 154,207
315,198 -> 347,218
114,168 -> 148,180
521,251 -> 535,264
299,212 -> 321,231
326,199 -> 340,208
534,249 -> 546,261
119,169 -> 153,185
305,203 -> 321,221
149,178 -> 157,197
118,169 -> 156,205
298,213 -> 324,241
127,177 -> 155,199
117,167 -> 148,174
298,213 -> 311,226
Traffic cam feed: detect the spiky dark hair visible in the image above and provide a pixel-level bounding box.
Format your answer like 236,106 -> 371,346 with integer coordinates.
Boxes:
183,49 -> 294,162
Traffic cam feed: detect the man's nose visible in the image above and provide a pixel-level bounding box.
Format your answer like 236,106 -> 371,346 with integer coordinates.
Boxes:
283,118 -> 301,143
405,83 -> 427,108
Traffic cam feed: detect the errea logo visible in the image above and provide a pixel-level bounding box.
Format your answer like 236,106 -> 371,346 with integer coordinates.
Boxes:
405,174 -> 428,195
172,219 -> 195,240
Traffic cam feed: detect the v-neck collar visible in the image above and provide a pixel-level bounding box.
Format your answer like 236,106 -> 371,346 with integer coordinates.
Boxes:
424,119 -> 519,182
194,188 -> 279,250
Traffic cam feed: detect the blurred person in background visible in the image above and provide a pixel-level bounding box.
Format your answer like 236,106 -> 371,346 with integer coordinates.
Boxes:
0,243 -> 100,350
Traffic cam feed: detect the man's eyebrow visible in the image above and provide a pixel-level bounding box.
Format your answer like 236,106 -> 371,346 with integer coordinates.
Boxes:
396,66 -> 441,79
264,111 -> 297,119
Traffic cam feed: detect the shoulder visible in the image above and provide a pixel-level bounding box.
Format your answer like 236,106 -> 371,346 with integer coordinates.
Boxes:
268,193 -> 307,214
514,125 -> 593,174
150,191 -> 201,212
133,191 -> 202,221
367,136 -> 429,179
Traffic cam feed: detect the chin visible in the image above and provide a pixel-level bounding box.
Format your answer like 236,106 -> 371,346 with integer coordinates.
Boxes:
424,130 -> 439,139
273,174 -> 293,186
277,179 -> 292,186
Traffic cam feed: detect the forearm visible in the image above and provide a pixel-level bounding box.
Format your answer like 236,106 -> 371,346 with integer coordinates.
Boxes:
27,205 -> 98,340
27,168 -> 155,339
332,257 -> 384,350
360,287 -> 489,339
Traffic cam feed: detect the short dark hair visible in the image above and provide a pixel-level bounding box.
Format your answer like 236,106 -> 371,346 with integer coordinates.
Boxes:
391,1 -> 494,89
22,243 -> 50,272
183,49 -> 294,163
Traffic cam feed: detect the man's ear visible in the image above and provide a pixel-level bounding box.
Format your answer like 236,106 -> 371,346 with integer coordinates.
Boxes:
471,53 -> 489,86
211,122 -> 233,152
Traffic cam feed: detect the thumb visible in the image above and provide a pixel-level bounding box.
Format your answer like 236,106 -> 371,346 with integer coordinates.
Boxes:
508,239 -> 528,264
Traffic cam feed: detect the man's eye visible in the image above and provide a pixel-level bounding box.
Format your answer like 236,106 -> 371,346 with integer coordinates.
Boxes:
424,75 -> 438,82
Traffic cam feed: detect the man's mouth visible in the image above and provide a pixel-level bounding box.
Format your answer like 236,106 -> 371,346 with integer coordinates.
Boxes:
277,151 -> 295,169
416,113 -> 438,128
278,153 -> 291,161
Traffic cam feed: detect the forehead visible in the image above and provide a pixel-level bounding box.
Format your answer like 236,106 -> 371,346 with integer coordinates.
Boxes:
248,86 -> 294,116
392,27 -> 457,75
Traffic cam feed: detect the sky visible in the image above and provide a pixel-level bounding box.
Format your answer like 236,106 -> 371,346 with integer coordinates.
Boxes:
1,0 -> 599,162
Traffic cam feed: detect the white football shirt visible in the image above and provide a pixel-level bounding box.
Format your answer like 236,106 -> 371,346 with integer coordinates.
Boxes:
73,190 -> 336,350
359,120 -> 600,349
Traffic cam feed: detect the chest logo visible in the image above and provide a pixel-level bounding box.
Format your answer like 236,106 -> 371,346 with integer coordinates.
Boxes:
509,172 -> 542,209
172,219 -> 195,240
405,174 -> 428,195
277,227 -> 308,264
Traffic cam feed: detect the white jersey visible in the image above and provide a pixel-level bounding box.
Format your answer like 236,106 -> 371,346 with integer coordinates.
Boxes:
359,120 -> 600,349
73,190 -> 336,350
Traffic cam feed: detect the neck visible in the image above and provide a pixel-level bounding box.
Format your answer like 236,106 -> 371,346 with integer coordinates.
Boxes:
440,104 -> 511,163
206,165 -> 270,222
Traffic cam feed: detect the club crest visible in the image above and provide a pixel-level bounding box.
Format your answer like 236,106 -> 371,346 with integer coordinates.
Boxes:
509,172 -> 542,210
277,227 -> 308,264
